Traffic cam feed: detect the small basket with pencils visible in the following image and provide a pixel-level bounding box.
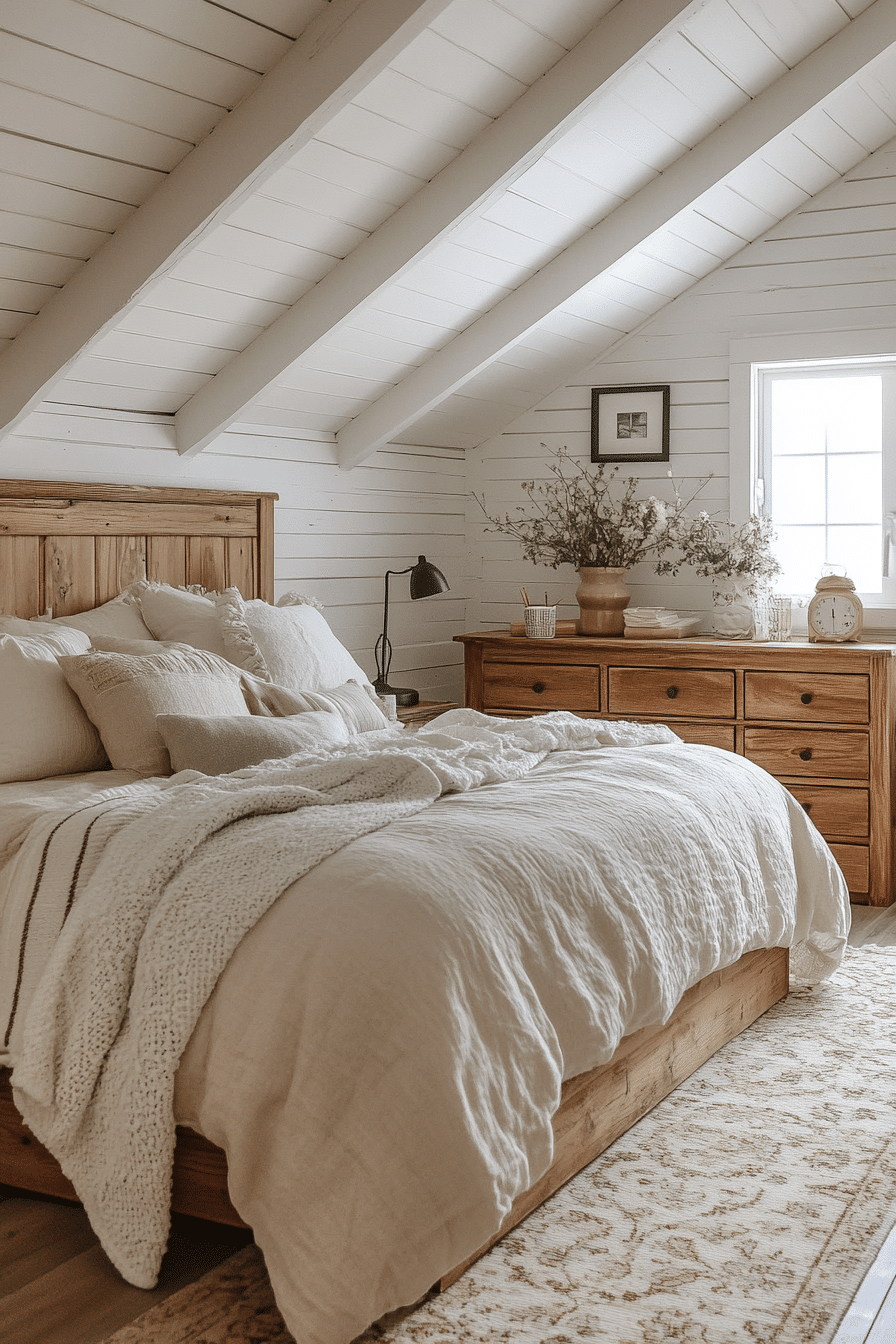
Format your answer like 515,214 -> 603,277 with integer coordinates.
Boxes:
521,587 -> 557,640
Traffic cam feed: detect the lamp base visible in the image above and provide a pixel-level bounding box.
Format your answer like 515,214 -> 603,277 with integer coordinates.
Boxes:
373,679 -> 419,708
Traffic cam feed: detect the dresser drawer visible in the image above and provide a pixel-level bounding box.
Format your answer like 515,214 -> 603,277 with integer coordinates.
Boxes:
670,722 -> 736,751
829,843 -> 869,895
482,662 -> 600,713
744,672 -> 869,724
785,785 -> 869,838
608,667 -> 734,719
744,728 -> 869,780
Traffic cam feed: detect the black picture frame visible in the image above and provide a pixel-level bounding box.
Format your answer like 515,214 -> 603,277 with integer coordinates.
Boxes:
591,384 -> 670,463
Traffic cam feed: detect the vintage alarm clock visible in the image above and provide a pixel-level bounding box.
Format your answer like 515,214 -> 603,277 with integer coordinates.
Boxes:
807,572 -> 863,643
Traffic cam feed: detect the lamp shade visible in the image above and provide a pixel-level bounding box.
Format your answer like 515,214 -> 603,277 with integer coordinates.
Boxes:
409,555 -> 449,600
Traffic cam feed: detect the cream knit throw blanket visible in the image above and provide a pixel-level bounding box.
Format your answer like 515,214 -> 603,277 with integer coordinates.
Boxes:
12,711 -> 677,1289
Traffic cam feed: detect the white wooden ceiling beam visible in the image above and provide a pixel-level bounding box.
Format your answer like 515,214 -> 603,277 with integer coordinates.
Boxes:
174,0 -> 707,456
0,0 -> 453,442
336,0 -> 896,467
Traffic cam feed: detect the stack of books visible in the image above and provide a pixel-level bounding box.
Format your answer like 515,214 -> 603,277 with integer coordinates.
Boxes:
623,608 -> 703,639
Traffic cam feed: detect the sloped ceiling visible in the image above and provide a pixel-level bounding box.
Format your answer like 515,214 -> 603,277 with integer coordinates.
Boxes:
1,0 -> 896,466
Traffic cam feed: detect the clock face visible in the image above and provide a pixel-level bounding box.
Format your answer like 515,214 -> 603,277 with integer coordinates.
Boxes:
809,593 -> 860,640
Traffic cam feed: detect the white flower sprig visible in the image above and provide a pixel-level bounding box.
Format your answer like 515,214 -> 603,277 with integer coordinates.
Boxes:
656,505 -> 781,592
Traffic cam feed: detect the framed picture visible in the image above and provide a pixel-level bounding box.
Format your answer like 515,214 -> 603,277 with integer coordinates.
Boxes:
591,384 -> 670,463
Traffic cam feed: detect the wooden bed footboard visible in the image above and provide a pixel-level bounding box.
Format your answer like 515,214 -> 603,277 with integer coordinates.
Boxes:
0,946 -> 788,1277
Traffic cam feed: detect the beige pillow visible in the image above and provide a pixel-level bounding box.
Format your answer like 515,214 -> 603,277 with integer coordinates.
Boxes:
58,645 -> 250,775
132,582 -> 228,658
157,709 -> 350,776
240,678 -> 388,733
89,633 -> 175,656
37,590 -> 155,642
0,626 -> 108,783
216,591 -> 373,691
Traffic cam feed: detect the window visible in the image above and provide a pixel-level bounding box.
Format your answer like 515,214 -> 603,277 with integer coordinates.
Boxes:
755,358 -> 896,602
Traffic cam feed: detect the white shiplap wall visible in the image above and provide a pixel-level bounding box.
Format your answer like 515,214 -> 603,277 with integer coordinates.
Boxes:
469,137 -> 896,635
3,411 -> 467,701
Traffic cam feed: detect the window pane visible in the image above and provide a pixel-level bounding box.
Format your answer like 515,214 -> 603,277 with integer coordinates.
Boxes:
827,453 -> 881,525
826,526 -> 881,593
773,525 -> 826,594
824,376 -> 881,454
771,381 -> 827,456
771,375 -> 882,455
771,455 -> 825,524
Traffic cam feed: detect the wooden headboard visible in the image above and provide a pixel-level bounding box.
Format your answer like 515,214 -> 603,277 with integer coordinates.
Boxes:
0,480 -> 277,618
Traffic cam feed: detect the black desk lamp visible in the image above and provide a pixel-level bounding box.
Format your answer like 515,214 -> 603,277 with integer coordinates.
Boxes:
373,555 -> 449,707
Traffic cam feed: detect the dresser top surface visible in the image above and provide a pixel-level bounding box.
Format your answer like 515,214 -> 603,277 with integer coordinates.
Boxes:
456,631 -> 896,664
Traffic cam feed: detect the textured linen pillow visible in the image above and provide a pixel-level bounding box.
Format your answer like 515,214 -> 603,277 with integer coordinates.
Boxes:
217,590 -> 373,691
37,590 -> 155,642
240,678 -> 389,732
157,709 -> 350,776
57,645 -> 250,776
132,582 -> 228,658
89,633 -> 178,656
0,626 -> 108,783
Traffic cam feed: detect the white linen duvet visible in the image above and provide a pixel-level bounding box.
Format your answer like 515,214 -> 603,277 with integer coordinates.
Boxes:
1,711 -> 849,1344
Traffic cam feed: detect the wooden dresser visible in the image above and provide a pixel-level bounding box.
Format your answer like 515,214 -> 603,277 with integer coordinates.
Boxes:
456,632 -> 896,907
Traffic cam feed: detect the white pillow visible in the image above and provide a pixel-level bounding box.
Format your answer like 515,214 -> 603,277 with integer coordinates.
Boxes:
0,626 -> 108,783
58,645 -> 250,776
132,582 -> 228,658
240,677 -> 389,732
0,615 -> 49,637
156,709 -> 349,776
37,590 -> 155,642
217,590 -> 373,692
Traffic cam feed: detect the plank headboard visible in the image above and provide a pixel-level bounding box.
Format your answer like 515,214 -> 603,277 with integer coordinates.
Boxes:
0,480 -> 277,619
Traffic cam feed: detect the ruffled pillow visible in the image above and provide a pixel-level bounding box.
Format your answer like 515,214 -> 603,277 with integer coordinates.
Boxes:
0,624 -> 108,782
156,709 -> 349,776
131,582 -> 228,658
217,590 -> 373,692
58,645 -> 250,776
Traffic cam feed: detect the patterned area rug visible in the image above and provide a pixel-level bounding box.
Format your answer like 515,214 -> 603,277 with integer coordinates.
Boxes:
104,947 -> 896,1344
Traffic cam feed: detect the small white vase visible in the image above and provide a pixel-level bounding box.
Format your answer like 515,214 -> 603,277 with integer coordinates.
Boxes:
711,577 -> 754,639
576,566 -> 631,637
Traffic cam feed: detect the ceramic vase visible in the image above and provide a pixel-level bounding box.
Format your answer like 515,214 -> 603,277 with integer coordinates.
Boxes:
576,566 -> 631,636
711,577 -> 754,639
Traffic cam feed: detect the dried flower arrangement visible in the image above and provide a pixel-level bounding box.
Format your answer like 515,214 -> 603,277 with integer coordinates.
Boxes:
657,511 -> 782,592
475,446 -> 692,571
476,445 -> 781,591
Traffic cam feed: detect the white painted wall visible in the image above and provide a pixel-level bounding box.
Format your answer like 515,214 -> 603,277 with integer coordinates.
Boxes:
2,410 -> 467,701
469,139 -> 896,635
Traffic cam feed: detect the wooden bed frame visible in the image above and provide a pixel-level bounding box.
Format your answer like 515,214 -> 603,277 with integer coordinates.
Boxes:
0,477 -> 790,1288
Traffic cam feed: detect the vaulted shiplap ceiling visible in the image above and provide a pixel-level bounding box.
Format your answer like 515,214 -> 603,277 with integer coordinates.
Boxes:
1,0 -> 895,464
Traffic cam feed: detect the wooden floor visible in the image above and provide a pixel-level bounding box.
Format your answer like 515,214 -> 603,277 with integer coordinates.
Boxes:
1,904 -> 893,1344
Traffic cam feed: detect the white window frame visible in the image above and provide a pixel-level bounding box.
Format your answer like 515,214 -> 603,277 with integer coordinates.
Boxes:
730,334 -> 896,629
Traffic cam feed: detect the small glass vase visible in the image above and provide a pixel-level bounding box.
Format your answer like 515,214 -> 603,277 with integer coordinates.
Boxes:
576,566 -> 631,636
711,577 -> 755,639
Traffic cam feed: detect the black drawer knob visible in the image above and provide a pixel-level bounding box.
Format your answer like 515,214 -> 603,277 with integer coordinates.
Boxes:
802,801 -> 812,813
799,748 -> 812,761
532,681 -> 545,694
666,686 -> 679,699
800,692 -> 813,705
